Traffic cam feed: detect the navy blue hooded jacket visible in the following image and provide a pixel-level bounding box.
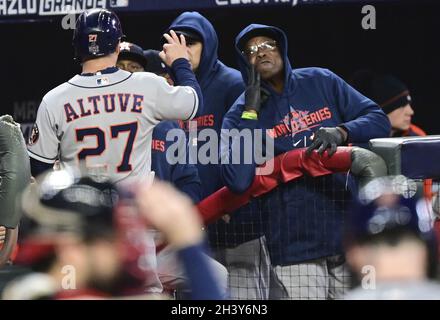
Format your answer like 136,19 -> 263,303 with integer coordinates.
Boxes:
166,12 -> 245,198
220,24 -> 391,264
151,121 -> 201,203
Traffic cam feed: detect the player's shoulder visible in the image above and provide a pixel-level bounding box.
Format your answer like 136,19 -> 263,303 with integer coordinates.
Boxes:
40,82 -> 72,107
130,71 -> 164,83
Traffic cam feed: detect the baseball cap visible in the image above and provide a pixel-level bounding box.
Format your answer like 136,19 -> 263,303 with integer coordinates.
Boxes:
346,176 -> 431,244
164,28 -> 202,44
118,42 -> 148,69
238,28 -> 280,52
16,168 -> 119,267
143,49 -> 168,75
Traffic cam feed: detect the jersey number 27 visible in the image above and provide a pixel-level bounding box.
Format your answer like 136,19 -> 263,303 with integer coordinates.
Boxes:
76,122 -> 138,172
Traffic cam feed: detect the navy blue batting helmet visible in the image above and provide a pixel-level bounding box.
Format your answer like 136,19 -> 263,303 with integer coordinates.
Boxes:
73,9 -> 124,62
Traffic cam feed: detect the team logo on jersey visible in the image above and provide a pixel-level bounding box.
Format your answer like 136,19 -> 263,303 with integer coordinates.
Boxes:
267,106 -> 333,140
97,77 -> 109,86
28,123 -> 39,146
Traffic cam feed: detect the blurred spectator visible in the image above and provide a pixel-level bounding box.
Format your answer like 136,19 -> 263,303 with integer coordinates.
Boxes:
349,71 -> 426,137
344,177 -> 440,299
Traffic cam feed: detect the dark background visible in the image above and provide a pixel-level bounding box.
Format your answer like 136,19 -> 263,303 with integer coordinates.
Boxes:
2,0 -> 439,134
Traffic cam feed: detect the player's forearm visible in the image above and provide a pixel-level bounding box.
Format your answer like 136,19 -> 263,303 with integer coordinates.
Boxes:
176,179 -> 202,204
172,164 -> 202,203
171,58 -> 204,117
220,118 -> 258,194
177,242 -> 224,300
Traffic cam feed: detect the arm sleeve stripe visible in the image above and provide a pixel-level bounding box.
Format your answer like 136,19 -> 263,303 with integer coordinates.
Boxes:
27,150 -> 57,164
184,87 -> 199,121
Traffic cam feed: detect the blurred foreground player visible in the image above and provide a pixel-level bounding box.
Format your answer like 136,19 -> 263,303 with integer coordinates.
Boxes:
345,177 -> 440,300
2,169 -> 223,300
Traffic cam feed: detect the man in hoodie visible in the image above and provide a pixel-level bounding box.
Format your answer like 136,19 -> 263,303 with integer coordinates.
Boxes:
220,25 -> 391,299
164,11 -> 244,198
165,12 -> 272,300
2,170 -> 224,300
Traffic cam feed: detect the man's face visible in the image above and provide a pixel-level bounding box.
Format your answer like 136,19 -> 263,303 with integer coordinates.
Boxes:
116,59 -> 144,73
387,104 -> 414,131
185,39 -> 203,72
244,36 -> 284,81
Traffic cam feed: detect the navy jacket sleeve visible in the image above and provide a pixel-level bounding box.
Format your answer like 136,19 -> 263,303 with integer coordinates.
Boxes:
220,96 -> 258,194
171,162 -> 202,204
328,71 -> 391,142
171,58 -> 204,118
224,79 -> 245,114
169,124 -> 201,203
152,123 -> 201,203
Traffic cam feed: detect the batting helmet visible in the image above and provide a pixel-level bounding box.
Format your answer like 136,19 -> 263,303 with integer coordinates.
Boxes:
17,169 -> 156,295
73,9 -> 124,62
20,168 -> 118,239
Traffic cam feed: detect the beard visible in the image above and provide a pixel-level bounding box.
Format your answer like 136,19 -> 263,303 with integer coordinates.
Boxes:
87,265 -> 151,297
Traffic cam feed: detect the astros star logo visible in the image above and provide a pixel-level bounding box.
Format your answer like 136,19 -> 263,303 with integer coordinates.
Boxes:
119,42 -> 131,51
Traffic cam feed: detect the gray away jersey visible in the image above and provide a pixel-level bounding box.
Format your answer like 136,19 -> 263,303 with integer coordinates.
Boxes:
27,69 -> 198,182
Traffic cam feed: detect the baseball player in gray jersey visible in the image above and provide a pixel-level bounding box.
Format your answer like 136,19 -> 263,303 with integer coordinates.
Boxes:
27,9 -> 203,183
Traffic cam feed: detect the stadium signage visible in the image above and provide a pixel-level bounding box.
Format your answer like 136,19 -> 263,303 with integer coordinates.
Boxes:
0,0 -> 373,17
0,0 -> 110,16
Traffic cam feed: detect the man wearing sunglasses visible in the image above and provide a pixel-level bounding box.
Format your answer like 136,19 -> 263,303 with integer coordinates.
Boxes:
219,24 -> 391,299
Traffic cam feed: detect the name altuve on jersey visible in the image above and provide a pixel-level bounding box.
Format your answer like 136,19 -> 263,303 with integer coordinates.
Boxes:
64,93 -> 144,123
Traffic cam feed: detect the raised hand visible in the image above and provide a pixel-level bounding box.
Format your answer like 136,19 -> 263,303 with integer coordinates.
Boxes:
159,30 -> 190,67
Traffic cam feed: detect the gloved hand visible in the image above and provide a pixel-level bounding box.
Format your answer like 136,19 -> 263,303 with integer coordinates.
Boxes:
244,64 -> 265,113
306,127 -> 347,157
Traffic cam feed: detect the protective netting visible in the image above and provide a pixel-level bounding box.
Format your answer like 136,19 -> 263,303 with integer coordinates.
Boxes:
203,148 -> 439,300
